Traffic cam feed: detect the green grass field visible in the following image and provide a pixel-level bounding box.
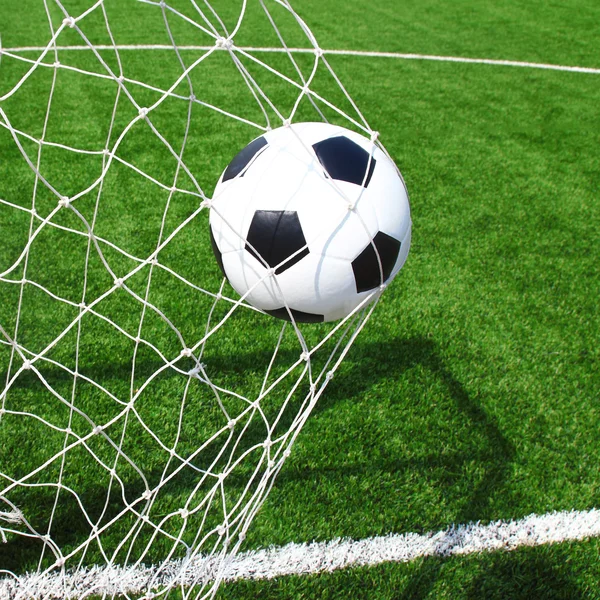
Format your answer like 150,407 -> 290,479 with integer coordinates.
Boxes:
0,0 -> 599,598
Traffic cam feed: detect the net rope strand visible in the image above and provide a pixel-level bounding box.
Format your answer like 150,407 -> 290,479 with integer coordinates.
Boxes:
0,1 -> 386,598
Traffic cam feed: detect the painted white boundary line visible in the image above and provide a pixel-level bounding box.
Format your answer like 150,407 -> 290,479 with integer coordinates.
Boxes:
2,45 -> 600,74
2,509 -> 599,598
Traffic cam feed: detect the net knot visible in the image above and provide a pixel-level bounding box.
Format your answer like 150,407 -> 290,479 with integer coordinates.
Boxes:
138,107 -> 149,119
22,360 -> 31,370
62,17 -> 76,28
200,199 -> 212,209
314,47 -> 324,58
114,277 -> 124,288
217,525 -> 226,536
379,282 -> 387,291
347,202 -> 356,212
300,351 -> 310,362
215,37 -> 233,50
53,61 -> 61,69
179,508 -> 189,519
180,348 -> 192,358
58,196 -> 71,208
370,130 -> 380,142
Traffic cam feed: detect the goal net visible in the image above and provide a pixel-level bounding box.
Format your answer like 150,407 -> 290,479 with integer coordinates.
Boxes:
0,1 -> 385,597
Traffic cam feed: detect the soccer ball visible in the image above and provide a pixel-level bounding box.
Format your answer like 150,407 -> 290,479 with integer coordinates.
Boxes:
209,122 -> 411,323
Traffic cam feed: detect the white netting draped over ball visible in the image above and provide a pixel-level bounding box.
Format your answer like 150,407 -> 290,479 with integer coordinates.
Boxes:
0,1 -> 410,598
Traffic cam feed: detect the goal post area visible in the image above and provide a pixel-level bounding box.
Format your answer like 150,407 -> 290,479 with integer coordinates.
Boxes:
0,1 -> 389,598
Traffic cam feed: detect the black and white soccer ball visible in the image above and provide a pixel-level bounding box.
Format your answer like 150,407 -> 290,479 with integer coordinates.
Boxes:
209,122 -> 411,323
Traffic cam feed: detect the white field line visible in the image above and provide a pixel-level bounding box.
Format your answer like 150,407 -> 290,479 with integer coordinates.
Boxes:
1,509 -> 599,598
2,45 -> 600,74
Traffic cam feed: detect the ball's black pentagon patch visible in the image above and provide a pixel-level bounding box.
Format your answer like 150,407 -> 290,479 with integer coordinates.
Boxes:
222,136 -> 268,182
312,135 -> 376,188
210,227 -> 227,278
265,307 -> 324,323
245,210 -> 309,274
351,231 -> 401,293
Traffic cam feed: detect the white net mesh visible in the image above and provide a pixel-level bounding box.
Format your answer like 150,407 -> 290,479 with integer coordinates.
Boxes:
0,1 -> 385,597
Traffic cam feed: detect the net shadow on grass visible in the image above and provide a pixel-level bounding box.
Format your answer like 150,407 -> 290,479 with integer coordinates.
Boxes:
279,334 -> 515,516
